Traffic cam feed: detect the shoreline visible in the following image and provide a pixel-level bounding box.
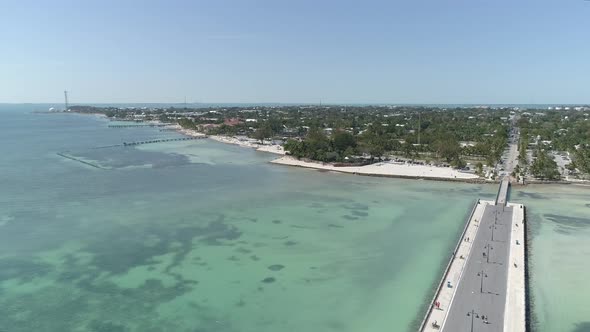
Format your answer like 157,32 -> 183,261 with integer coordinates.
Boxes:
175,126 -> 286,155
141,124 -> 584,185
65,112 -> 587,185
171,127 -> 487,183
172,127 -> 585,185
270,156 -> 492,184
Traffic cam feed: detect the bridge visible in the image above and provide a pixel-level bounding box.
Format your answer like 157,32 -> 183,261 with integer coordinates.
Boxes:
496,178 -> 510,206
419,177 -> 526,332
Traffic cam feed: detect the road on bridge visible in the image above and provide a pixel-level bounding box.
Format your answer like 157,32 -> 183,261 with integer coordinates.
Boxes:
442,204 -> 514,332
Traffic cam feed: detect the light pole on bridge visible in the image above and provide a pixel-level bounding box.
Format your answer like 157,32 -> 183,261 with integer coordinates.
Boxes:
467,309 -> 482,332
477,270 -> 488,293
484,244 -> 493,263
490,225 -> 498,241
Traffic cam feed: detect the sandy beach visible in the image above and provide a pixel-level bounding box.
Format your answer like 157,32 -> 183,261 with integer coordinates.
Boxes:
175,127 -> 286,155
176,127 -> 208,138
174,127 -> 481,180
209,135 -> 286,155
271,156 -> 481,181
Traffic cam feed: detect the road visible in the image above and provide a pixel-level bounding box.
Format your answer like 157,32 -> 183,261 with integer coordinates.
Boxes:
441,204 -> 514,332
500,122 -> 519,179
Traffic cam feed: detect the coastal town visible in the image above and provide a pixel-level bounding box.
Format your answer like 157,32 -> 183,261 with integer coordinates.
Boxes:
68,104 -> 590,184
5,1 -> 590,331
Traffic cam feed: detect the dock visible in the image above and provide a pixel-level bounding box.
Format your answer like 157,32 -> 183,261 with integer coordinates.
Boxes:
121,136 -> 206,146
108,124 -> 168,128
420,177 -> 526,332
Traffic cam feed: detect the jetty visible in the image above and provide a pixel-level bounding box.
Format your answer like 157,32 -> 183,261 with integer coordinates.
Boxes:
420,176 -> 526,332
121,136 -> 206,146
57,136 -> 208,169
108,124 -> 168,128
56,152 -> 107,169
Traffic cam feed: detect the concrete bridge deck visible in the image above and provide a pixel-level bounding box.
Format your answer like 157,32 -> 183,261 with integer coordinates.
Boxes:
420,179 -> 526,332
441,204 -> 515,331
496,178 -> 510,206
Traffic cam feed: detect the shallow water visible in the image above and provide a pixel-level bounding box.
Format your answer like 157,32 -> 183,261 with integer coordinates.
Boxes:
1,105 -> 587,331
513,185 -> 590,332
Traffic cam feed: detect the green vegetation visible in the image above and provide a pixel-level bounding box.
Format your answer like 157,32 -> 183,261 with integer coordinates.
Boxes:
254,122 -> 274,143
517,111 -> 590,152
518,131 -> 528,166
279,107 -> 510,167
574,148 -> 590,174
69,103 -> 590,179
516,108 -> 590,178
70,104 -> 512,168
530,149 -> 560,180
178,118 -> 196,129
284,129 -> 357,162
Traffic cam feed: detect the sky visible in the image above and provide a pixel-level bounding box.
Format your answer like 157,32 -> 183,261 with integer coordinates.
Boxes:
1,0 -> 589,104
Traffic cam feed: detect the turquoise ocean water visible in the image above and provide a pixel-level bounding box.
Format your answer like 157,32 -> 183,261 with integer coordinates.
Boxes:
0,105 -> 588,331
512,185 -> 590,332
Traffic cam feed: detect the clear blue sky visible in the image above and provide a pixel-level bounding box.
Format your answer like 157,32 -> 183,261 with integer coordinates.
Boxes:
1,0 -> 589,104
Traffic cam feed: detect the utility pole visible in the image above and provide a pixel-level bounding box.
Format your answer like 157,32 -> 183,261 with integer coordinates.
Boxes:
64,90 -> 69,111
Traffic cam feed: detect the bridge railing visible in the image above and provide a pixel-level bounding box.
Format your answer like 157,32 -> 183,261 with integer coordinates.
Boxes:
418,199 -> 480,331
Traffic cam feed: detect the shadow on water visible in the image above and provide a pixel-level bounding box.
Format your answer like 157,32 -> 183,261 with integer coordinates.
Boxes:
0,257 -> 53,282
66,146 -> 192,169
84,214 -> 241,275
0,214 -> 243,331
524,209 -> 543,240
573,322 -> 590,332
543,214 -> 590,229
517,191 -> 549,200
88,320 -> 128,332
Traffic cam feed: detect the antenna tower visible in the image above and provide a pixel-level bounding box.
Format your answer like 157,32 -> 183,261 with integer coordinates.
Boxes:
64,90 -> 69,111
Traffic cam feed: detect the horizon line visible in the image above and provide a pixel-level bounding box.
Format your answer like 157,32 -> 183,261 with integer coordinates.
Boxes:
2,101 -> 590,106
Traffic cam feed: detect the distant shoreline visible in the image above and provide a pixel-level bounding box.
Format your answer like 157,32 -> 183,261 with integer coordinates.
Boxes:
64,111 -> 583,185
173,126 -> 494,183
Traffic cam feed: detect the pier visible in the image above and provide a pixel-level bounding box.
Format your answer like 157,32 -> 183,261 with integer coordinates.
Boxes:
121,136 -> 206,146
56,152 -> 107,169
57,136 -> 208,168
420,177 -> 526,332
108,124 -> 168,128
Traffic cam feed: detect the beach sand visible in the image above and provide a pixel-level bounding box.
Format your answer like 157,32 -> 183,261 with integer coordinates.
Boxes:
175,127 -> 286,155
271,156 -> 481,180
175,127 -> 477,180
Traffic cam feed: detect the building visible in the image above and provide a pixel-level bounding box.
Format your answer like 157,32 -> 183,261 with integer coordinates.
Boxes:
223,118 -> 243,126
